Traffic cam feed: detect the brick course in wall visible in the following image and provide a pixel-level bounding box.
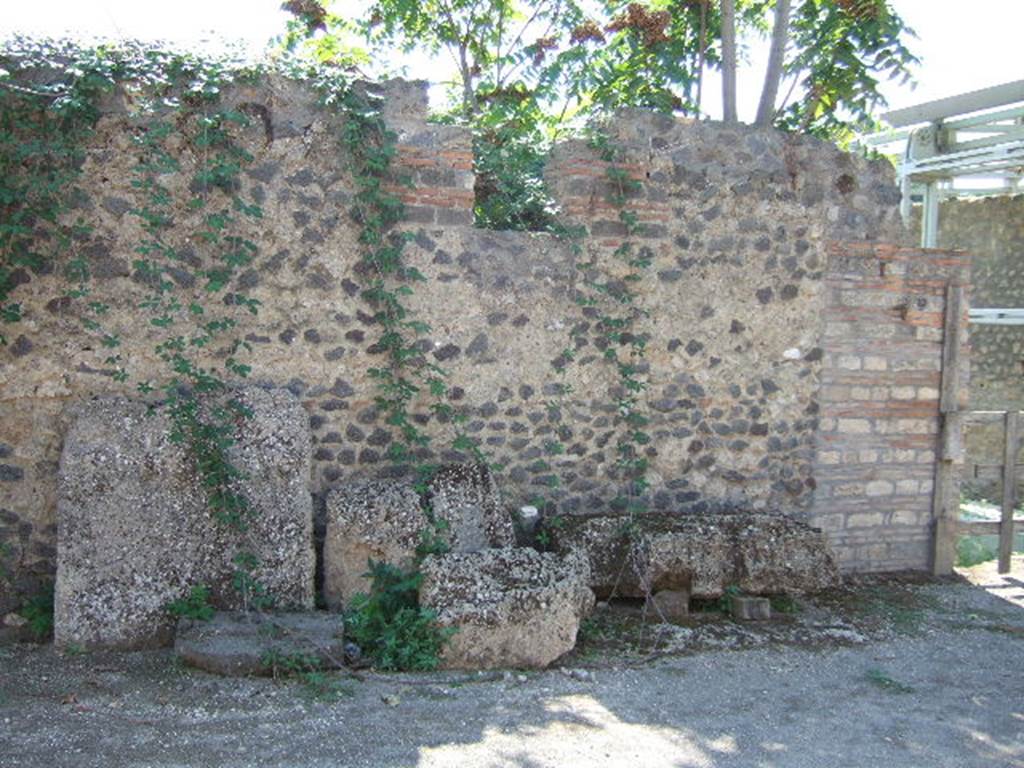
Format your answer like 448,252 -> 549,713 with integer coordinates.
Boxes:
810,242 -> 970,571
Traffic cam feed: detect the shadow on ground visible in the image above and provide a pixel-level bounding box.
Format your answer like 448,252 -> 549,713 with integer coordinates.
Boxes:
2,558 -> 1022,768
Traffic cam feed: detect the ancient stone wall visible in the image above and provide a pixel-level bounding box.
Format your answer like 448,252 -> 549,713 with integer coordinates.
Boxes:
0,76 -> 961,604
919,196 -> 1024,498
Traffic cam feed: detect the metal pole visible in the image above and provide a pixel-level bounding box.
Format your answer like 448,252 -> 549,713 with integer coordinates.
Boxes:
922,181 -> 940,248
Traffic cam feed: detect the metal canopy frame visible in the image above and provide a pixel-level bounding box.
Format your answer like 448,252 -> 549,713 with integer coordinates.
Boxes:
862,80 -> 1024,326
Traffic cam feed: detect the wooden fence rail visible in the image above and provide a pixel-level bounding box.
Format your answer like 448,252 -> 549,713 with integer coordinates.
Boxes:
959,410 -> 1021,574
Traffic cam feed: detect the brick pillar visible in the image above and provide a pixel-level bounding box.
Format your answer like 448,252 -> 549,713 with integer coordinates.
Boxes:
811,242 -> 970,572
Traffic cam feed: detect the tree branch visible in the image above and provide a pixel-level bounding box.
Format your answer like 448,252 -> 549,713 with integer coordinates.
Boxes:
720,0 -> 738,123
755,0 -> 791,126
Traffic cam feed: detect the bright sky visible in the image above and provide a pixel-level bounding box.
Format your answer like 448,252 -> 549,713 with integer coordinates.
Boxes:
2,0 -> 1022,123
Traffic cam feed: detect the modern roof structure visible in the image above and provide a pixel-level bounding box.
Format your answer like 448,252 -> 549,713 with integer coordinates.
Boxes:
864,80 -> 1024,326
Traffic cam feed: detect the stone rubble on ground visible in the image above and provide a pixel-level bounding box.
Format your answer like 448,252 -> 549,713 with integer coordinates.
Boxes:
419,547 -> 595,669
550,511 -> 841,599
54,388 -> 315,650
426,462 -> 515,552
322,478 -> 426,611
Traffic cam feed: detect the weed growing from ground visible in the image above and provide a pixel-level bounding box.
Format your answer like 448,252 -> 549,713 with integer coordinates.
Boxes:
18,584 -> 54,640
865,667 -> 914,694
345,559 -> 454,671
260,649 -> 352,702
165,585 -> 215,621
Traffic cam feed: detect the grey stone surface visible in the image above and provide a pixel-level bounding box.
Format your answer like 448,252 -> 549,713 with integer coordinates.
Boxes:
420,548 -> 594,670
55,388 -> 315,650
730,595 -> 772,621
175,611 -> 345,676
552,512 -> 840,599
323,479 -> 427,611
427,463 -> 515,553
649,589 -> 690,624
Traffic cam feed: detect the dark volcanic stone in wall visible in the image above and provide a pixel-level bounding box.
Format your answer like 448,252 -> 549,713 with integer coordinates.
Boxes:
0,79 -> 917,593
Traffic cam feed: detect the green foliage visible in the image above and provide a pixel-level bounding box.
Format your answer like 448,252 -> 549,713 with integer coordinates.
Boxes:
0,40 -> 119,344
769,594 -> 802,615
956,535 -> 997,569
18,583 -> 54,640
716,584 -> 743,613
345,559 -> 454,671
232,552 -> 275,612
166,585 -> 216,621
778,0 -> 918,139
260,647 -> 352,701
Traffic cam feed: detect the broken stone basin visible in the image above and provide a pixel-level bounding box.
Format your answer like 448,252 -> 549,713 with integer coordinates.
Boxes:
420,548 -> 595,670
426,462 -> 515,553
175,612 -> 345,676
323,464 -> 517,611
549,512 -> 840,599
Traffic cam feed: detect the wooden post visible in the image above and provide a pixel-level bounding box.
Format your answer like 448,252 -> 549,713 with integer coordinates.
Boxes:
999,410 -> 1019,573
932,283 -> 965,575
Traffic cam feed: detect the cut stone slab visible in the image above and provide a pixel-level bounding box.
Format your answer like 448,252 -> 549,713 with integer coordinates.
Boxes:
175,611 -> 345,676
427,463 -> 515,553
649,589 -> 690,624
323,479 -> 427,611
550,512 -> 840,599
730,595 -> 772,621
55,388 -> 315,650
419,548 -> 595,670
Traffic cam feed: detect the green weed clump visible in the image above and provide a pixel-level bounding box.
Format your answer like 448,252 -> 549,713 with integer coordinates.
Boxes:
345,559 -> 454,671
18,583 -> 54,640
166,584 -> 215,621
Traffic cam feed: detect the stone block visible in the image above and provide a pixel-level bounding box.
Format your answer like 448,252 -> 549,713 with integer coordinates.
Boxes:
551,512 -> 841,599
730,595 -> 771,621
427,462 -> 515,553
323,479 -> 427,611
649,589 -> 690,624
55,388 -> 315,650
419,548 -> 594,670
175,612 -> 346,676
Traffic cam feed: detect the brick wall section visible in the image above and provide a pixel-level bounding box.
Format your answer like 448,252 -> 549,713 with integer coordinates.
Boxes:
388,129 -> 475,227
810,242 -> 970,572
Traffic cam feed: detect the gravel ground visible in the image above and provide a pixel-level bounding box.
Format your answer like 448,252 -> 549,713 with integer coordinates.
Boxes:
1,560 -> 1022,768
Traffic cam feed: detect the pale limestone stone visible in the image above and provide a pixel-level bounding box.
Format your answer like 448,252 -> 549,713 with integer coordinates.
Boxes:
55,388 -> 315,650
420,548 -> 594,670
323,479 -> 427,611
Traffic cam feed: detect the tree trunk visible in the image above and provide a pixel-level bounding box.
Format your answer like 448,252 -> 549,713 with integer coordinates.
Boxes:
720,0 -> 738,124
755,0 -> 792,126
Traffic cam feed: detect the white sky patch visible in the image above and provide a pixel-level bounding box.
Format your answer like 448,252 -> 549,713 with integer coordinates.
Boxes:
2,1 -> 1022,120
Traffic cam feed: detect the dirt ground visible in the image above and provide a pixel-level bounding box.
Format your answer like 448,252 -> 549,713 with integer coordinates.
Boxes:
2,559 -> 1023,768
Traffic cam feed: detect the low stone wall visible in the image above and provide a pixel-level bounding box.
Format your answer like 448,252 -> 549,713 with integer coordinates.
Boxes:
0,75 -> 969,603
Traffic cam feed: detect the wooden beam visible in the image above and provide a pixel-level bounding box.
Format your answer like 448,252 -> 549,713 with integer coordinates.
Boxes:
960,520 -> 1002,536
933,282 -> 967,575
999,410 -> 1020,573
939,284 -> 965,414
884,80 -> 1024,128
